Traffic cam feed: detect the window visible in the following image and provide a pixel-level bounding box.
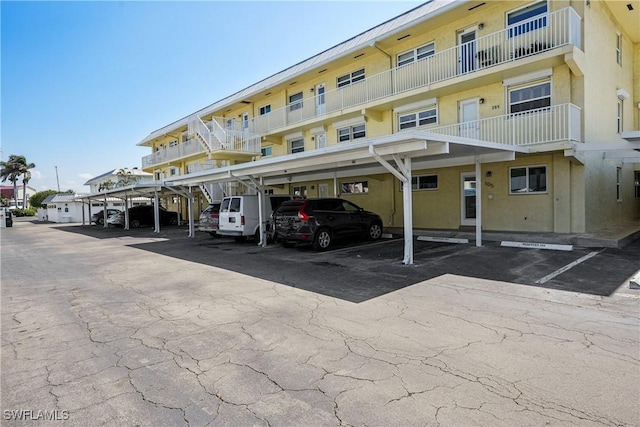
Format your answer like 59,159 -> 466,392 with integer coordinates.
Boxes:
338,124 -> 366,142
337,69 -> 365,88
412,174 -> 439,190
617,98 -> 623,133
616,32 -> 622,65
289,92 -> 303,111
341,180 -> 368,194
261,146 -> 272,157
170,167 -> 178,176
507,1 -> 548,38
398,107 -> 437,130
259,104 -> 271,115
616,167 -> 622,201
634,171 -> 640,199
293,186 -> 307,197
290,138 -> 305,154
508,80 -> 551,114
510,166 -> 547,193
397,42 -> 435,67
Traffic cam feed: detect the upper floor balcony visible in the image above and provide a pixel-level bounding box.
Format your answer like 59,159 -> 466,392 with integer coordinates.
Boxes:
251,7 -> 582,136
142,139 -> 204,169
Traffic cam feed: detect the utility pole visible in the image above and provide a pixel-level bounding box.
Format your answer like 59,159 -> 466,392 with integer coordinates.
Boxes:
55,166 -> 60,192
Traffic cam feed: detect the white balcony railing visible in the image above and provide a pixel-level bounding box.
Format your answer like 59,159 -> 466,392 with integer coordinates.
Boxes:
188,116 -> 262,156
142,139 -> 205,168
425,103 -> 581,146
252,7 -> 581,135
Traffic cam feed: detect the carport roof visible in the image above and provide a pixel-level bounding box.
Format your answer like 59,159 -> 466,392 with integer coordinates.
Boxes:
165,131 -> 526,187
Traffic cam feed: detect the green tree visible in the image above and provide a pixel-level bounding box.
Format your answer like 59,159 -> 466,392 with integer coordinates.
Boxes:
29,190 -> 58,209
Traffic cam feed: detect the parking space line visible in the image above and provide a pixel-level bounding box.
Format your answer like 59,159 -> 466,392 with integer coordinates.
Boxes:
535,250 -> 602,284
315,238 -> 399,255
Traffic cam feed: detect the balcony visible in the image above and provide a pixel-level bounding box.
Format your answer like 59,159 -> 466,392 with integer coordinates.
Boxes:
426,103 -> 581,147
142,139 -> 204,168
252,7 -> 581,135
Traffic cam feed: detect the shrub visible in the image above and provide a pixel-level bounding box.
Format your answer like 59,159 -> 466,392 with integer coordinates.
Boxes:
12,208 -> 35,217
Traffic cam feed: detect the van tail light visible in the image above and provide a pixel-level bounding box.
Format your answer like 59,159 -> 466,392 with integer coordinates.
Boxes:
298,202 -> 310,221
241,215 -> 245,225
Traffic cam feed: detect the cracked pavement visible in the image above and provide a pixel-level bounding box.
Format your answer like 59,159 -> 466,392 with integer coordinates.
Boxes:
2,221 -> 639,426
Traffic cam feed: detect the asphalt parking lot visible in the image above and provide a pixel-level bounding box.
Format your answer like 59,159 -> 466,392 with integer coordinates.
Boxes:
3,220 -> 639,426
59,223 -> 640,302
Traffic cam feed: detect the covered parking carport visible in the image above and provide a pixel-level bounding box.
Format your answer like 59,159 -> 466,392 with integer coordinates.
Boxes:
77,183 -> 197,236
167,131 -> 526,264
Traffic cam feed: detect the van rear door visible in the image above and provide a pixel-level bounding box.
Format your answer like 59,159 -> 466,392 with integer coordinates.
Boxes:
219,197 -> 243,234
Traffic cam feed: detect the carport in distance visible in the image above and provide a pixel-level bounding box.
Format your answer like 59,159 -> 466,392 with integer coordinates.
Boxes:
107,205 -> 181,228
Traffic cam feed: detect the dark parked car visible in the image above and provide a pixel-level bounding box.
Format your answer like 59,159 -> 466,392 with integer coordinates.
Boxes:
107,205 -> 181,228
198,202 -> 221,236
91,209 -> 122,225
273,198 -> 383,251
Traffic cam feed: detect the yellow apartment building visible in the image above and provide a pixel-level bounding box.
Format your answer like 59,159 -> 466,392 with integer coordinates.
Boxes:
137,0 -> 639,249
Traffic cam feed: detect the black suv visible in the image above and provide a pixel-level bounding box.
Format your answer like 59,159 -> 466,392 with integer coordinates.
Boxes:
273,198 -> 383,250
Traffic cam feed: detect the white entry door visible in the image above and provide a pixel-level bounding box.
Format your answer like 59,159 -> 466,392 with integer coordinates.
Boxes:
459,98 -> 479,139
461,172 -> 477,226
458,27 -> 477,74
315,132 -> 327,149
315,83 -> 326,116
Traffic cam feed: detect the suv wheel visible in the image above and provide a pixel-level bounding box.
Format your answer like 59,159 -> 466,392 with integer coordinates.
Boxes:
131,219 -> 141,228
97,218 -> 104,226
368,222 -> 382,240
169,216 -> 178,225
312,228 -> 332,251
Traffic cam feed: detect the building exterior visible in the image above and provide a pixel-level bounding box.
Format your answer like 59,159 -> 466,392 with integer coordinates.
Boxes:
41,194 -> 89,223
137,0 -> 639,246
1,185 -> 37,209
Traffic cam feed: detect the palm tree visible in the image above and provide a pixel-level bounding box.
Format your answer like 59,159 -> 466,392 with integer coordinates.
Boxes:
0,155 -> 35,208
1,155 -> 24,207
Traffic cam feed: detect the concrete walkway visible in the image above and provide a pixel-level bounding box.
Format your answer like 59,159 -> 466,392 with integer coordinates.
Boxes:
2,221 -> 639,426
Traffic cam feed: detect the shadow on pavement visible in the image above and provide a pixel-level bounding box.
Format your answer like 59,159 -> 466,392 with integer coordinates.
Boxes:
55,224 -> 640,303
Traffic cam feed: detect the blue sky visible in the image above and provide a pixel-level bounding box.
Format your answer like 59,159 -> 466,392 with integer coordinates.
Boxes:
1,0 -> 423,193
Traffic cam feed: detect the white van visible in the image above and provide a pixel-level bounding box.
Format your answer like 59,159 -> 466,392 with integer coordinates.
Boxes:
217,194 -> 299,242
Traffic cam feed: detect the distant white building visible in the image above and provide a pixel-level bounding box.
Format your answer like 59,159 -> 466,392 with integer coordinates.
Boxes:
41,193 -> 89,223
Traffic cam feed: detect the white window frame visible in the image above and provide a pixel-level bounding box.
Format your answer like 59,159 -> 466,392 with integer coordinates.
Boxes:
509,165 -> 548,194
616,167 -> 622,201
288,93 -> 303,111
506,1 -> 548,38
337,69 -> 365,88
397,42 -> 435,67
340,180 -> 369,194
508,79 -> 551,114
292,186 -> 307,197
616,32 -> 622,66
337,124 -> 366,142
261,146 -> 272,157
617,98 -> 624,133
259,104 -> 271,115
290,138 -> 305,154
170,167 -> 178,176
398,107 -> 438,130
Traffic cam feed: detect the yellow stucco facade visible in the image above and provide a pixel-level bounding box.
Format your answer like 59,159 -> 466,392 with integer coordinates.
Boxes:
138,0 -> 639,234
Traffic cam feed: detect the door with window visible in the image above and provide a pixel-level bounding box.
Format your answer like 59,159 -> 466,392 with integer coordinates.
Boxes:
315,132 -> 327,149
459,99 -> 479,139
315,83 -> 326,116
458,27 -> 477,74
461,173 -> 476,226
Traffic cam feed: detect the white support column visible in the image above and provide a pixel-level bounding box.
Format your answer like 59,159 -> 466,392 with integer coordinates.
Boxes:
187,187 -> 195,238
333,174 -> 338,197
402,157 -> 413,265
103,195 -> 108,228
475,157 -> 482,247
154,192 -> 160,233
124,196 -> 130,230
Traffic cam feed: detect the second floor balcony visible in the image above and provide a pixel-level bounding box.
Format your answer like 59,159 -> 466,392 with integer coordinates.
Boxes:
142,139 -> 204,169
251,7 -> 582,136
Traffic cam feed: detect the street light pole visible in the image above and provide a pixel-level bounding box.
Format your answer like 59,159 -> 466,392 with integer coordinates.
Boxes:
55,166 -> 60,192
